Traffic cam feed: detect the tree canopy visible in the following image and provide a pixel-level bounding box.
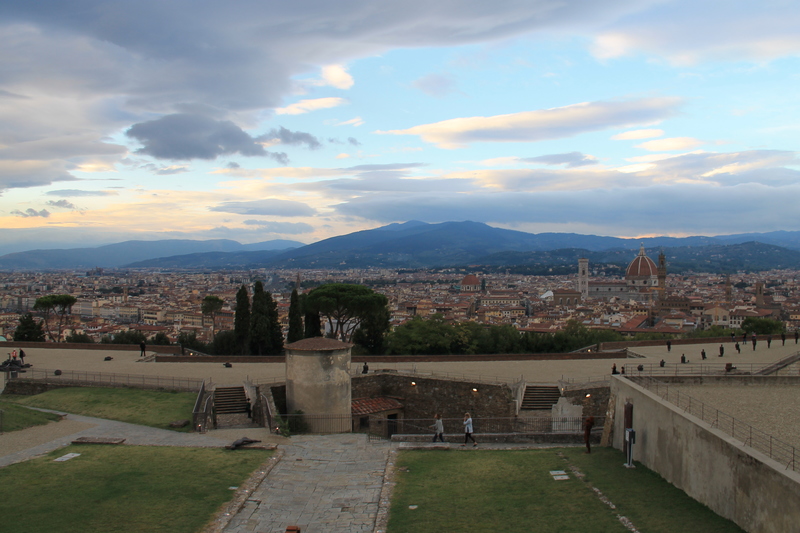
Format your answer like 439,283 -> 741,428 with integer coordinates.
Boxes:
304,283 -> 389,343
201,295 -> 224,338
33,294 -> 77,342
14,313 -> 46,342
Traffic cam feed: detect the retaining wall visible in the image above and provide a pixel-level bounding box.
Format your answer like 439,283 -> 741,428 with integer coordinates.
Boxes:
611,375 -> 800,533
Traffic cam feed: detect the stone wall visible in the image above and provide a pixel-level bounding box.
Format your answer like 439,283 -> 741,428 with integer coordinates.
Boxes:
562,385 -> 611,419
351,372 -> 515,421
2,380 -> 73,395
611,375 -> 800,533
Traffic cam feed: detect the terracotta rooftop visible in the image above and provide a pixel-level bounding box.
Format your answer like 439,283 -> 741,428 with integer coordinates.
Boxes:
285,337 -> 353,351
351,397 -> 404,416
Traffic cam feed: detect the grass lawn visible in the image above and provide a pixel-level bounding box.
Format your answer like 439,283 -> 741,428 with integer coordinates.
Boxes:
388,447 -> 745,533
0,400 -> 61,432
0,444 -> 271,533
2,387 -> 197,431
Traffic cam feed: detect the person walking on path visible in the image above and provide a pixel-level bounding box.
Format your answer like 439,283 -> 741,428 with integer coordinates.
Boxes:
795,331 -> 799,344
701,349 -> 706,360
735,342 -> 741,354
461,413 -> 477,447
18,349 -> 25,365
781,332 -> 786,346
752,334 -> 757,350
666,340 -> 671,352
767,335 -> 772,348
719,344 -> 724,357
139,340 -> 146,357
583,416 -> 595,454
431,414 -> 445,443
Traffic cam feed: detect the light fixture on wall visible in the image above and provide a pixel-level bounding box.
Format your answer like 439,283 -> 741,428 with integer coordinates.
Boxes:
411,381 -> 416,386
472,388 -> 478,392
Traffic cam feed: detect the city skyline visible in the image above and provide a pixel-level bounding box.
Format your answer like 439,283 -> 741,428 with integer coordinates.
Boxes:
2,1 -> 800,253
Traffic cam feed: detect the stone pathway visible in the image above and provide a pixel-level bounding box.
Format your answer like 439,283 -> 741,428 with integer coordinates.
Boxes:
224,433 -> 390,533
0,411 -> 264,467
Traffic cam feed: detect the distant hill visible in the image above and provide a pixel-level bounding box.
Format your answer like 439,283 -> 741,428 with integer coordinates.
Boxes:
2,221 -> 800,272
0,239 -> 304,269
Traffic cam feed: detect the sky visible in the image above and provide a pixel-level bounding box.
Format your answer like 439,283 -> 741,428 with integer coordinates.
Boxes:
1,0 -> 800,253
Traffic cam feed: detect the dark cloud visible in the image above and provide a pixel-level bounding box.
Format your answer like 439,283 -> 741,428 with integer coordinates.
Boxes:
259,127 -> 322,150
522,152 -> 598,168
46,199 -> 77,209
226,162 -> 240,169
0,161 -> 77,191
241,220 -> 314,234
12,208 -> 50,218
126,113 -> 287,161
209,199 -> 316,216
348,137 -> 361,146
46,189 -> 118,197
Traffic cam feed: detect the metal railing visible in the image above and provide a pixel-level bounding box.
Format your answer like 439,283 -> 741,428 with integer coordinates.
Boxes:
634,376 -> 798,472
8,368 -> 203,391
622,362 -> 770,376
378,416 -> 605,436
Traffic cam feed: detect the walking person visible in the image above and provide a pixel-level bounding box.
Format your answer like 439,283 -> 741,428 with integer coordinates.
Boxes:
752,334 -> 757,350
701,349 -> 706,360
431,414 -> 445,443
461,412 -> 477,447
140,340 -> 146,357
781,332 -> 786,346
666,340 -> 671,352
767,335 -> 772,348
719,344 -> 724,357
735,342 -> 741,354
583,416 -> 595,454
18,349 -> 25,365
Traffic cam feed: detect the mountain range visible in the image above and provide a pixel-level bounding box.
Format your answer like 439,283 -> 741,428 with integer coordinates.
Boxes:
1,221 -> 800,272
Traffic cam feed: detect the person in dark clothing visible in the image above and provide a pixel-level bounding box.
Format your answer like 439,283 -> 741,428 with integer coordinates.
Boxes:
140,341 -> 146,357
666,340 -> 671,352
752,334 -> 757,350
767,335 -> 772,348
18,349 -> 25,364
719,344 -> 724,357
781,332 -> 786,346
362,362 -> 369,374
583,416 -> 595,453
735,342 -> 741,354
701,349 -> 706,360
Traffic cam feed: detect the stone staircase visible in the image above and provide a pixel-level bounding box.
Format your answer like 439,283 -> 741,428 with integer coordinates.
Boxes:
521,384 -> 561,410
214,386 -> 252,428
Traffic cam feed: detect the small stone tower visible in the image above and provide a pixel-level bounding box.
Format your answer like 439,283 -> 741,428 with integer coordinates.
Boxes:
285,337 -> 352,432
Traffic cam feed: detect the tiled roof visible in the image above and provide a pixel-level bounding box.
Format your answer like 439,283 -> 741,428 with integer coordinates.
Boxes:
351,397 -> 404,416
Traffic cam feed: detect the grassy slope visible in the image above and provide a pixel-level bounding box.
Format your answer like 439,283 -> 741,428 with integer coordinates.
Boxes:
3,387 -> 196,431
0,400 -> 61,432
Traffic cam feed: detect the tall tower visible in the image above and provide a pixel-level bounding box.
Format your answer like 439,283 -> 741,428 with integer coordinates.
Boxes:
755,282 -> 765,307
657,251 -> 667,301
725,275 -> 732,304
578,258 -> 589,301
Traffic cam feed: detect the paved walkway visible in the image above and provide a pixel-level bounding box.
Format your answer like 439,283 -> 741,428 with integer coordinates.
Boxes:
224,433 -> 390,533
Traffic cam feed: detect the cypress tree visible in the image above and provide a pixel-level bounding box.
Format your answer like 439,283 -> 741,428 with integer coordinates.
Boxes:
287,288 -> 304,343
234,285 -> 251,354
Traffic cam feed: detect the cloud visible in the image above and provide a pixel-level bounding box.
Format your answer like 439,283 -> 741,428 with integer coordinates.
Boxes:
337,117 -> 365,127
321,65 -> 354,89
209,199 -> 316,217
378,97 -> 682,148
259,127 -> 322,150
275,97 -> 348,115
45,199 -> 80,210
412,73 -> 458,97
636,137 -> 705,151
612,129 -> 664,140
521,152 -> 599,168
126,113 -> 288,161
0,161 -> 77,191
348,137 -> 361,146
46,189 -> 118,197
241,220 -> 314,234
591,3 -> 800,65
12,208 -> 50,218
156,165 -> 189,175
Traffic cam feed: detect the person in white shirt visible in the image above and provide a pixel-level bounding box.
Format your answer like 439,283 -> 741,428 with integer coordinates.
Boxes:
462,412 -> 477,447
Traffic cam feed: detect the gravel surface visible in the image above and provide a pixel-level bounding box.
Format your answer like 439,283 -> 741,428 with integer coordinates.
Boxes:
0,418 -> 96,457
668,383 -> 800,446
